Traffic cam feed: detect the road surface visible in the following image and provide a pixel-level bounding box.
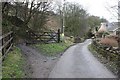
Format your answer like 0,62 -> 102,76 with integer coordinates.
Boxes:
49,39 -> 116,78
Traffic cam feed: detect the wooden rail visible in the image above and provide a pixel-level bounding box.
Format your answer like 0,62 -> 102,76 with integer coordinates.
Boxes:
0,31 -> 13,60
26,29 -> 60,44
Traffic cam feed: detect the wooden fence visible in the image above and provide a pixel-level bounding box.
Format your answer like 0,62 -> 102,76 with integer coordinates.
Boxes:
26,29 -> 60,44
0,31 -> 13,60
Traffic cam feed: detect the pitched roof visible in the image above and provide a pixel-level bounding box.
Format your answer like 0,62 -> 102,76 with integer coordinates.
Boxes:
98,23 -> 107,33
107,22 -> 119,31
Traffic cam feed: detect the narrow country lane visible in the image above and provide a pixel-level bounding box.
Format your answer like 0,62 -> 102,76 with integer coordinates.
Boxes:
49,39 -> 116,78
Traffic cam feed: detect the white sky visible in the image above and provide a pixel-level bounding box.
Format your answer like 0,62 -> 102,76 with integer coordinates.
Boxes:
55,0 -> 118,22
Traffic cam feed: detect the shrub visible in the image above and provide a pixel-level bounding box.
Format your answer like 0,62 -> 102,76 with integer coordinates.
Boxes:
99,38 -> 118,47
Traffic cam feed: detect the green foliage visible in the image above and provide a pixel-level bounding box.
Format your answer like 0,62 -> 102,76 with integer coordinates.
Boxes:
29,11 -> 48,32
86,31 -> 94,39
34,42 -> 72,56
87,16 -> 108,30
2,47 -> 25,78
2,17 -> 13,34
64,2 -> 108,38
100,18 -> 108,23
97,31 -> 109,38
103,32 -> 110,35
64,3 -> 88,37
87,16 -> 100,29
2,2 -> 51,41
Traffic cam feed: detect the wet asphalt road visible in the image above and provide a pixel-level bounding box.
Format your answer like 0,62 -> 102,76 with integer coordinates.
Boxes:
49,39 -> 116,78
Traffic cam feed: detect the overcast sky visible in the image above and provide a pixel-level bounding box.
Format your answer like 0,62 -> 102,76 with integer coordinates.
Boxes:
55,0 -> 118,22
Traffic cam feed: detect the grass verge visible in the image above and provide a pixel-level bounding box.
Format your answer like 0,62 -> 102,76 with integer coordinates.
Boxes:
33,42 -> 73,56
2,46 -> 26,78
88,44 -> 118,76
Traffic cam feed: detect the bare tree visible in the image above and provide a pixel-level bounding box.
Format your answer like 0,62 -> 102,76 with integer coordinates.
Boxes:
2,0 -> 53,39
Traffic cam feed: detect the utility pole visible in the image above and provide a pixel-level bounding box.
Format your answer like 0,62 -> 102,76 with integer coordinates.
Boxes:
118,1 -> 120,48
63,0 -> 65,34
61,0 -> 65,41
118,1 -> 120,78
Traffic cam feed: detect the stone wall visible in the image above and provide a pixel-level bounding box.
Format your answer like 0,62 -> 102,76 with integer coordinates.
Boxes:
92,39 -> 120,76
92,39 -> 120,60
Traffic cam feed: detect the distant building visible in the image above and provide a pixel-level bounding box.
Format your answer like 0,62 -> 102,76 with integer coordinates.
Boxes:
97,22 -> 119,35
107,22 -> 119,35
98,23 -> 108,33
95,22 -> 108,38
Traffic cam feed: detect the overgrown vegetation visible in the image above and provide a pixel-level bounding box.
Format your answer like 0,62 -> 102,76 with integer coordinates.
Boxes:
2,47 -> 26,78
63,2 -> 107,38
2,1 -> 54,42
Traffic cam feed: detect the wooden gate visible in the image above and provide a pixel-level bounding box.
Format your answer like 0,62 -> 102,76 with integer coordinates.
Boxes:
26,29 -> 60,44
0,31 -> 13,60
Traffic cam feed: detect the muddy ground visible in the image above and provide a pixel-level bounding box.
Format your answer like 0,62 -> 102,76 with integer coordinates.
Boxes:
18,44 -> 63,78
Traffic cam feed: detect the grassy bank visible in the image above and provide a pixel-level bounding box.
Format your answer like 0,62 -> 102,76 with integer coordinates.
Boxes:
33,42 -> 73,56
0,52 -> 1,79
2,47 -> 26,78
88,44 -> 118,76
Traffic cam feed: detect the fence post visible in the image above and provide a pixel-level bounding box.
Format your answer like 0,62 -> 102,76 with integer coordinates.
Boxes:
11,27 -> 14,44
2,38 -> 4,56
10,31 -> 13,49
58,29 -> 60,43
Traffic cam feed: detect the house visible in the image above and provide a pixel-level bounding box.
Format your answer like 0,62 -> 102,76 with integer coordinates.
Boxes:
97,22 -> 119,47
97,22 -> 119,36
107,22 -> 119,35
96,23 -> 108,38
98,23 -> 108,33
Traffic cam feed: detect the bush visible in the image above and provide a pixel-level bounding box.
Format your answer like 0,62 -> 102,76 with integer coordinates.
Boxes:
74,37 -> 81,43
99,38 -> 118,47
86,30 -> 94,39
